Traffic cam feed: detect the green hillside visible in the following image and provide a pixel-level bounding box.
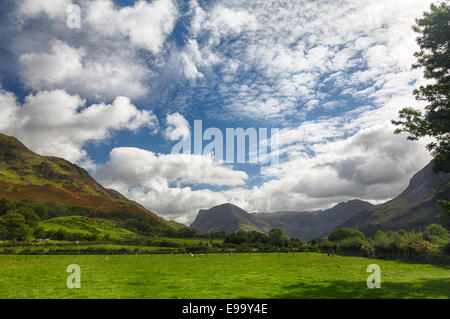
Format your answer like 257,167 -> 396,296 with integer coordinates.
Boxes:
0,133 -> 185,232
38,216 -> 140,240
339,162 -> 450,235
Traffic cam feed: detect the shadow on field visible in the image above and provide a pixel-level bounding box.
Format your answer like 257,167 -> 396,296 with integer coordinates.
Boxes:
242,278 -> 450,299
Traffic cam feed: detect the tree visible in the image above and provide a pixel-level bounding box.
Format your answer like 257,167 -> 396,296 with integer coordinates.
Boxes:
392,2 -> 450,173
424,223 -> 448,241
0,199 -> 8,215
3,212 -> 33,240
0,217 -> 7,239
12,208 -> 40,227
33,226 -> 46,239
268,228 -> 289,247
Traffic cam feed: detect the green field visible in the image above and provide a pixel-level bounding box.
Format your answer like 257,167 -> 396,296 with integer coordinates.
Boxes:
0,253 -> 448,298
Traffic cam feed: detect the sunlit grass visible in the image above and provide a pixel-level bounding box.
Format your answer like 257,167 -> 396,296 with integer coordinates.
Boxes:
0,253 -> 448,299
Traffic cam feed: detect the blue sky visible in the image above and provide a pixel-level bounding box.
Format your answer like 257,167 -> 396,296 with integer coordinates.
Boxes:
0,0 -> 436,223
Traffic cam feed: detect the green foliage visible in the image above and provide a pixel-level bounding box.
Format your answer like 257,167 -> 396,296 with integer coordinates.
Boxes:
392,2 -> 450,173
2,212 -> 33,240
0,217 -> 7,239
438,199 -> 450,217
424,223 -> 448,242
0,199 -> 8,215
268,227 -> 289,247
328,228 -> 365,242
33,226 -> 46,239
338,237 -> 366,249
223,229 -> 302,251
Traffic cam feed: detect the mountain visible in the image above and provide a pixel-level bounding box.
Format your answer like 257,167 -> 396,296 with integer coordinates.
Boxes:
190,200 -> 373,240
255,200 -> 374,241
190,203 -> 269,234
191,161 -> 450,240
338,161 -> 450,235
0,133 -> 183,230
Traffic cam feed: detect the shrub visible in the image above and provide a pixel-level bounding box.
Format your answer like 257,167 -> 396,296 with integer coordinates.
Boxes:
328,228 -> 365,242
424,224 -> 448,242
339,237 -> 366,249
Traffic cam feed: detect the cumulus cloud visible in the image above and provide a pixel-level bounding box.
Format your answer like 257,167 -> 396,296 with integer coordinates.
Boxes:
17,0 -> 178,54
0,88 -> 158,167
20,39 -> 84,88
95,147 -> 249,221
18,39 -> 150,100
94,119 -> 431,223
0,0 -> 437,225
212,125 -> 431,220
163,112 -> 191,141
86,0 -> 178,54
12,0 -> 178,101
17,0 -> 72,19
96,147 -> 248,187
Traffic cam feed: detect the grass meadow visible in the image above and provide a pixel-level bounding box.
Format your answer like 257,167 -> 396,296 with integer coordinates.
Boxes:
0,252 -> 448,299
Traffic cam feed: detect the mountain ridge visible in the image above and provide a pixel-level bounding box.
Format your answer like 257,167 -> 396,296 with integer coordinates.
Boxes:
0,133 -> 184,231
191,203 -> 269,234
191,200 -> 374,240
338,161 -> 450,235
191,162 -> 450,240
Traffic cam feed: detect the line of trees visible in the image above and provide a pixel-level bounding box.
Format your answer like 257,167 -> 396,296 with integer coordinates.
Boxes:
0,198 -> 204,240
223,228 -> 304,251
311,225 -> 449,264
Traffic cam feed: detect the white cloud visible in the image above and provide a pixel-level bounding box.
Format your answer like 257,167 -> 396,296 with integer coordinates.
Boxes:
95,147 -> 249,220
0,89 -> 158,167
13,0 -> 178,101
17,0 -> 72,19
0,89 -> 17,132
163,112 -> 191,141
96,147 -> 248,187
180,39 -> 220,79
19,39 -> 149,100
86,0 -> 178,54
20,39 -> 84,88
176,0 -> 434,121
2,0 -> 438,225
94,119 -> 431,224
18,0 -> 178,54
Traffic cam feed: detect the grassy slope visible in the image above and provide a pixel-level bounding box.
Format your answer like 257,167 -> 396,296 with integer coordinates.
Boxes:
37,216 -> 219,244
0,253 -> 448,298
339,162 -> 450,235
38,216 -> 139,240
0,133 -> 184,231
341,181 -> 450,235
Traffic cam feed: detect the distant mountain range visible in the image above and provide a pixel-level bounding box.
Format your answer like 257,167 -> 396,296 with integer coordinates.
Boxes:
0,133 -> 184,231
340,161 -> 450,235
191,162 -> 450,240
2,133 -> 449,240
254,200 -> 374,240
191,200 -> 373,241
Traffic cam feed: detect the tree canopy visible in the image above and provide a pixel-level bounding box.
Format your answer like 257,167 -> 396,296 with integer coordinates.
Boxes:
392,2 -> 450,173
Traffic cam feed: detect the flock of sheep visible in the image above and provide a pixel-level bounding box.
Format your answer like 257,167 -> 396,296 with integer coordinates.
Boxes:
181,252 -> 233,257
